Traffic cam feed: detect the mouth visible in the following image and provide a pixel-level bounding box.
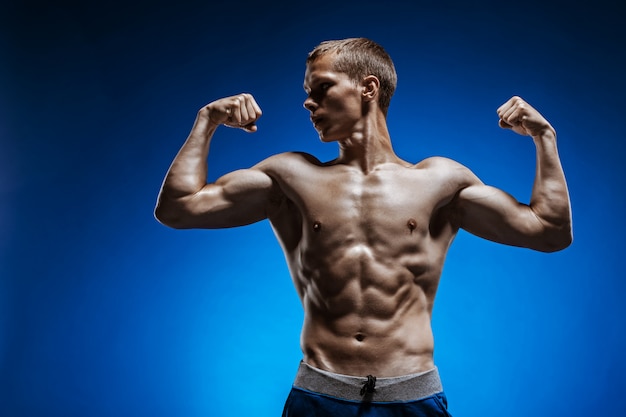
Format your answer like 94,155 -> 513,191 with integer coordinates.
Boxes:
310,115 -> 324,128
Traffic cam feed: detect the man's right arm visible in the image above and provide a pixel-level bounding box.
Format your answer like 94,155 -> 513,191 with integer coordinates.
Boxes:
154,93 -> 274,229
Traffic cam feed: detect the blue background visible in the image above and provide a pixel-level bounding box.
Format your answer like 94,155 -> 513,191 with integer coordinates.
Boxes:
2,1 -> 625,416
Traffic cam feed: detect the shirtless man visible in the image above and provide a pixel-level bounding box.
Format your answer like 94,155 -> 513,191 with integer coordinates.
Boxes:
155,38 -> 572,416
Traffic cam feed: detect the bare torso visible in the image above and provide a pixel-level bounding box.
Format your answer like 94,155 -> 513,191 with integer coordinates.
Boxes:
155,91 -> 572,379
263,152 -> 462,377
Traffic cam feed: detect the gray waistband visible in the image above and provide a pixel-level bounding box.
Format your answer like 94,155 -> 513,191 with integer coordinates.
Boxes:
293,362 -> 443,402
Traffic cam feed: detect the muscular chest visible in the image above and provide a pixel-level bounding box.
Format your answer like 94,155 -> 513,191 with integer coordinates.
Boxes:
296,168 -> 443,242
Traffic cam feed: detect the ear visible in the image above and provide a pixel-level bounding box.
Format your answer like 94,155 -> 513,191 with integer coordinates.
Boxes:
361,75 -> 380,102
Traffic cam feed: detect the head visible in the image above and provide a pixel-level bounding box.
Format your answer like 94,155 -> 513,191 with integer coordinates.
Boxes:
306,38 -> 397,116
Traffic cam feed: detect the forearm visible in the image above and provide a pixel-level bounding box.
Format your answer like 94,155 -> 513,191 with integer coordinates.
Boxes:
161,111 -> 217,198
529,129 -> 573,246
155,110 -> 218,224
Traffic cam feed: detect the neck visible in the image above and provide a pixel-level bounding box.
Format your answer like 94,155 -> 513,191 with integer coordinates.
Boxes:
336,113 -> 398,173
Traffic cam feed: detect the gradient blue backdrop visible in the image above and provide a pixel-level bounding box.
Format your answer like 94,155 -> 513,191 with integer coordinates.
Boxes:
2,1 -> 625,416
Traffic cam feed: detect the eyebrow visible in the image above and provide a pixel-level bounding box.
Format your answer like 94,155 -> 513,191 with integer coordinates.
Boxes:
303,74 -> 333,92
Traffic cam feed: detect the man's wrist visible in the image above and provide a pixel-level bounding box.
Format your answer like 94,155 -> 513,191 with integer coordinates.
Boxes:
532,125 -> 556,142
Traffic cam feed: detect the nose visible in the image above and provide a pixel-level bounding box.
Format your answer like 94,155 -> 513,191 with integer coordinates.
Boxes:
303,95 -> 317,112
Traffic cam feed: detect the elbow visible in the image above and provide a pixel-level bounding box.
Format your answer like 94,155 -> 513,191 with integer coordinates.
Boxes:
154,201 -> 189,229
539,235 -> 572,253
536,223 -> 573,253
154,206 -> 177,228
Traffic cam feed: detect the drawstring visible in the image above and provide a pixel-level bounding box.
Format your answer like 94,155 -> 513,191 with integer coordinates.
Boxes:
360,374 -> 377,396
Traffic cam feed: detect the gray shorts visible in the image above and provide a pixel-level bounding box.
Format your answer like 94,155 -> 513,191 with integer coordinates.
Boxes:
282,362 -> 453,416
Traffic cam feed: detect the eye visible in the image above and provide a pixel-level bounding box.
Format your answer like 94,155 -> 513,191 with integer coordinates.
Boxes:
304,81 -> 332,97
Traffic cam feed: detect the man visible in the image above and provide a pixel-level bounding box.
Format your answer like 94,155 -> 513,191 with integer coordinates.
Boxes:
155,38 -> 572,416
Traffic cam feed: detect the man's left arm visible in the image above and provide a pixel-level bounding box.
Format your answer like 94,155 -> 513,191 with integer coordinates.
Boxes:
455,96 -> 573,252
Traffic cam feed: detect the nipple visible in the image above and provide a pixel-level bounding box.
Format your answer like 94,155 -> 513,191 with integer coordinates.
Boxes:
407,218 -> 417,233
313,221 -> 322,232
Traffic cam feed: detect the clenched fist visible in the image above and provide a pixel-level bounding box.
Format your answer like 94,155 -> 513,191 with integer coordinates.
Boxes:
497,96 -> 555,137
204,93 -> 262,132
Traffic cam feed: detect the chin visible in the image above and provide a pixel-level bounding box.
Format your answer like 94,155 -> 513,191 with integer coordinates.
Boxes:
318,129 -> 340,143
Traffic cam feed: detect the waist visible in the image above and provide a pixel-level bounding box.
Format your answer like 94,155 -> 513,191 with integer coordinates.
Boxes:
293,361 -> 443,402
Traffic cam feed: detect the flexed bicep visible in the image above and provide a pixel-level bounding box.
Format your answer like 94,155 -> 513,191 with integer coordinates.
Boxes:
164,167 -> 277,229
450,96 -> 572,252
456,184 -> 559,252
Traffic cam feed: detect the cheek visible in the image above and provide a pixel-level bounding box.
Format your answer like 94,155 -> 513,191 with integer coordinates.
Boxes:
324,96 -> 343,112
327,95 -> 360,116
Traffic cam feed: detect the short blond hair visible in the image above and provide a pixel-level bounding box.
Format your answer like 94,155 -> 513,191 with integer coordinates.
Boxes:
307,38 -> 397,116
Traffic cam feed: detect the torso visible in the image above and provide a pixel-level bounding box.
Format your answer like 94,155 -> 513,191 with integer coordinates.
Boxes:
262,152 -> 465,377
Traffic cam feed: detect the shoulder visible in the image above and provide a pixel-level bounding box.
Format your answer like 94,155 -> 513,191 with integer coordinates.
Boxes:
416,156 -> 465,170
250,152 -> 325,198
255,151 -> 322,166
254,151 -> 323,174
416,156 -> 477,179
414,156 -> 484,201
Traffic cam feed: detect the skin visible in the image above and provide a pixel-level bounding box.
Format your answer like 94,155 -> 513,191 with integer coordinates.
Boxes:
155,52 -> 572,377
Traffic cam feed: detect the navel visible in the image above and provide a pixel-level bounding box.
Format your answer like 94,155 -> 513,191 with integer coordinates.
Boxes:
355,333 -> 366,342
407,218 -> 417,233
312,221 -> 322,232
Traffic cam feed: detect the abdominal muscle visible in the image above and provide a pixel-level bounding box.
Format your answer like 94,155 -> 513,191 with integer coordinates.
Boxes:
293,242 -> 439,378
